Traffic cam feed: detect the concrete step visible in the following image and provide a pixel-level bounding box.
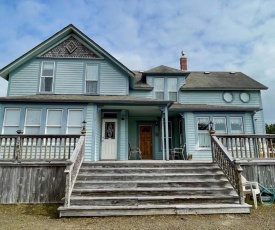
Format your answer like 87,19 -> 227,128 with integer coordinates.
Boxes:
71,187 -> 236,197
73,180 -> 231,189
58,203 -> 251,217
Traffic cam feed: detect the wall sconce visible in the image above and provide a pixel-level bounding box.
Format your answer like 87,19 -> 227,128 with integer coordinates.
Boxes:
81,120 -> 87,134
121,115 -> 125,120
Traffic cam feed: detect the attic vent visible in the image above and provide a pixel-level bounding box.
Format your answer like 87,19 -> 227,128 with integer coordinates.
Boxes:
230,72 -> 236,74
204,71 -> 210,74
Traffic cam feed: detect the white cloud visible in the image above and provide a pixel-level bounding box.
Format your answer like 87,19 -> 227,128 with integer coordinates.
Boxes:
0,0 -> 275,123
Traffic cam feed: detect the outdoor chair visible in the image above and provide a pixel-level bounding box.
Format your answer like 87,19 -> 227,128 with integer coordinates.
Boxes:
128,142 -> 142,160
241,175 -> 262,208
170,148 -> 185,160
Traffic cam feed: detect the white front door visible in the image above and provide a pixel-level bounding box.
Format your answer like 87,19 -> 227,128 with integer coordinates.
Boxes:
101,119 -> 117,160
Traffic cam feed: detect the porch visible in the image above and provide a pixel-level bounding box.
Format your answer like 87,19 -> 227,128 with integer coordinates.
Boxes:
1,133 -> 275,216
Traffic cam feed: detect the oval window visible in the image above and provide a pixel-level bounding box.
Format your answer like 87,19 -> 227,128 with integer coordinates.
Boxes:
223,92 -> 234,103
240,92 -> 250,103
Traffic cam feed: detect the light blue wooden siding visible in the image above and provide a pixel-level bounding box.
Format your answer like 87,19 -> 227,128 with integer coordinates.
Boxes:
55,62 -> 83,94
185,112 -> 196,157
179,91 -> 261,107
8,60 -> 40,96
99,62 -> 128,95
245,112 -> 254,134
129,90 -> 153,98
254,110 -> 265,134
85,104 -> 95,161
119,111 -> 127,160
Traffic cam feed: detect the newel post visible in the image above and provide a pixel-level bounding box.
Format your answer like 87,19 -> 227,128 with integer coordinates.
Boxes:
234,158 -> 245,204
14,130 -> 23,162
210,131 -> 216,163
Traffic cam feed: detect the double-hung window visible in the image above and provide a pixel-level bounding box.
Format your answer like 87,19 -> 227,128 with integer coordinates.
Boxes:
85,64 -> 99,94
2,108 -> 21,134
213,117 -> 227,134
230,117 -> 243,134
40,62 -> 54,92
67,109 -> 83,134
154,78 -> 164,99
46,109 -> 63,134
168,78 -> 178,101
197,117 -> 210,148
24,109 -> 42,134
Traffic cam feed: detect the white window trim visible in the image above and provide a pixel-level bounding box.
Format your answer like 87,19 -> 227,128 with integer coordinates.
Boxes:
66,109 -> 84,134
85,63 -> 99,94
168,78 -> 178,102
197,116 -> 211,150
213,116 -> 227,134
230,116 -> 244,134
24,108 -> 42,134
39,61 -> 55,93
2,108 -> 21,134
154,78 -> 165,100
45,109 -> 63,134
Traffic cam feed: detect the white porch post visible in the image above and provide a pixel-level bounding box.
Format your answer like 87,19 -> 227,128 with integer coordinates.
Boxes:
165,105 -> 169,161
161,111 -> 165,160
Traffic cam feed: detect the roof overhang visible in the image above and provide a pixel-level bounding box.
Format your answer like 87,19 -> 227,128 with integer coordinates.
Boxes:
169,104 -> 262,112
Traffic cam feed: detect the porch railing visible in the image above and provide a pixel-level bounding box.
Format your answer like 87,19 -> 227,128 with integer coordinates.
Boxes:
211,135 -> 244,204
64,135 -> 85,207
216,134 -> 275,159
0,134 -> 82,161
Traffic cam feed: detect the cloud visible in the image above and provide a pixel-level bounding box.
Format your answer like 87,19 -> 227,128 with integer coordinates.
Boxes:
0,0 -> 275,123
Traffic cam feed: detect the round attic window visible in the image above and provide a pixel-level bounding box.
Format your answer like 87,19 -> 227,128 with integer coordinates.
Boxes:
223,92 -> 234,103
240,92 -> 250,103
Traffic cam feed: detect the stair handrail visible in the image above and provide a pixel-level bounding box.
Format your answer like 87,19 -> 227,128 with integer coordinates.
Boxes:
64,135 -> 85,207
211,135 -> 244,204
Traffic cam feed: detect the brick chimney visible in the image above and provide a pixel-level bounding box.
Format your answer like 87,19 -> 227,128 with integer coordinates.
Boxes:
180,52 -> 187,71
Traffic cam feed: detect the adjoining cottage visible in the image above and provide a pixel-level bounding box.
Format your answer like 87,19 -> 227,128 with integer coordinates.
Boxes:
0,24 -> 268,161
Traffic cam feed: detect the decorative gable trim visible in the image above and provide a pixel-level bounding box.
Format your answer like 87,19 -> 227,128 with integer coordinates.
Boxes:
40,36 -> 100,59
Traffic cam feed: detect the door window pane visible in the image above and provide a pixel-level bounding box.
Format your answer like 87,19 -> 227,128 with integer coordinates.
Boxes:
105,122 -> 115,139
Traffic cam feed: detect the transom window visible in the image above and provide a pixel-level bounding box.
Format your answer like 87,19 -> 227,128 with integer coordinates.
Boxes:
85,64 -> 99,94
2,108 -> 21,134
154,78 -> 164,99
24,109 -> 42,134
67,109 -> 83,134
46,109 -> 63,134
40,62 -> 54,92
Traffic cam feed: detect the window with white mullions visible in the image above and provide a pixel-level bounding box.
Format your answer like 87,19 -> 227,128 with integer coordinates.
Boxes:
213,117 -> 227,134
197,117 -> 210,148
46,109 -> 63,134
67,109 -> 83,134
2,108 -> 21,134
24,109 -> 42,134
85,64 -> 99,94
230,117 -> 243,134
168,78 -> 178,101
154,78 -> 164,99
40,62 -> 54,92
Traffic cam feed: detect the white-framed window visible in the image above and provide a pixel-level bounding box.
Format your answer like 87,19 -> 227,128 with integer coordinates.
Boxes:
230,117 -> 243,134
46,109 -> 63,134
154,78 -> 164,99
67,109 -> 83,134
213,117 -> 227,134
85,64 -> 99,94
2,108 -> 21,134
168,78 -> 178,102
24,108 -> 42,134
197,117 -> 210,148
40,61 -> 55,92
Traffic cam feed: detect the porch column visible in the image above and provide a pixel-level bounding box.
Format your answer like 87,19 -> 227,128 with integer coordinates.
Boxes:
161,111 -> 165,160
165,105 -> 169,161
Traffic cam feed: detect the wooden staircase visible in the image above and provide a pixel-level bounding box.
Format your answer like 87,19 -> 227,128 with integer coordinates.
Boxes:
58,161 -> 250,217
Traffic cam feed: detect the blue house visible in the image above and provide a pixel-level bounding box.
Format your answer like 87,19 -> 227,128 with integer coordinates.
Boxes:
0,24 -> 271,216
0,24 -> 267,162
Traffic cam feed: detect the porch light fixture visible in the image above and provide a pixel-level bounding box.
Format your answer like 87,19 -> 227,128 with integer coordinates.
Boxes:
81,120 -> 87,134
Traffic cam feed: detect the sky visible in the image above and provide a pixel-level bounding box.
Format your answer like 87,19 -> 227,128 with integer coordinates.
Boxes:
0,0 -> 275,123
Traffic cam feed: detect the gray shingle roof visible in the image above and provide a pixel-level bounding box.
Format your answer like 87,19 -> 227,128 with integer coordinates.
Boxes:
181,72 -> 268,90
170,103 -> 261,112
145,65 -> 184,74
0,94 -> 172,105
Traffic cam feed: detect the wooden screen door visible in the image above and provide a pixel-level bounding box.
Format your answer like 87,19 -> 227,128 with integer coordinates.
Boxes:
139,125 -> 153,159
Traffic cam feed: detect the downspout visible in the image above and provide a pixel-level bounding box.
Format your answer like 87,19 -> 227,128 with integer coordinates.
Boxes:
252,110 -> 256,134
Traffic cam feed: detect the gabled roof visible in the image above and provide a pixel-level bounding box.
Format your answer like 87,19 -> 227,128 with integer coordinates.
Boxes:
144,65 -> 185,75
0,24 -> 135,80
181,72 -> 268,90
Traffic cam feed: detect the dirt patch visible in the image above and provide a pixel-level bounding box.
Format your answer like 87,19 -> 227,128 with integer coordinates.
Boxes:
0,204 -> 275,230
